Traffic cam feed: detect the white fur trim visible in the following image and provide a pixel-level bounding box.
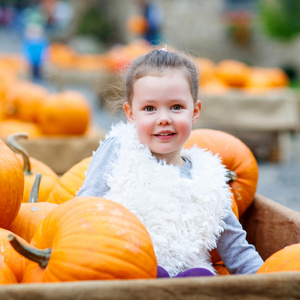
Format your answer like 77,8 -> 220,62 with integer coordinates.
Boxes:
104,122 -> 231,276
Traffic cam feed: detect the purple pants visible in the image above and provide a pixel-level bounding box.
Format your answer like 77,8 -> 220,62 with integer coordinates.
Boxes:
157,266 -> 214,278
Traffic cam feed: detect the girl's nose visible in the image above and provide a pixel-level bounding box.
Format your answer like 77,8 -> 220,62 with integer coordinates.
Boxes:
157,110 -> 172,125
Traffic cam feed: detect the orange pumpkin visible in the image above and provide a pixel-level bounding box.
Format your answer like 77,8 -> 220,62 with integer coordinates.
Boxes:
74,54 -> 111,71
7,133 -> 59,202
47,156 -> 92,204
8,173 -> 58,243
0,138 -> 24,229
0,67 -> 15,104
184,129 -> 259,217
9,196 -> 157,282
3,81 -> 48,123
48,43 -> 77,68
215,59 -> 251,87
106,39 -> 152,73
38,91 -> 91,135
126,15 -> 148,35
0,54 -> 29,77
244,67 -> 289,94
0,119 -> 42,139
0,228 -> 29,282
257,243 -> 300,274
195,57 -> 216,86
213,261 -> 230,276
0,261 -> 17,284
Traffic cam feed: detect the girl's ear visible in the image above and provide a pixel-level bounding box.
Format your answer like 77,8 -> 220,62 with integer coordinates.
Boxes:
123,102 -> 134,124
192,100 -> 202,125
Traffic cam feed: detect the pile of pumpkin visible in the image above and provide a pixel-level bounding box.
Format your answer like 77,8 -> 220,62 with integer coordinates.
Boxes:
47,39 -> 153,74
1,126 -> 299,285
196,58 -> 290,95
0,59 -> 91,138
47,40 -> 290,96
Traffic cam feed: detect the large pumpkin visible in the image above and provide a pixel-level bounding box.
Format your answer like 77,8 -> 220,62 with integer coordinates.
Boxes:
0,138 -> 24,228
47,156 -> 92,204
7,133 -> 59,202
257,243 -> 300,274
9,196 -> 157,282
8,173 -> 58,243
184,129 -> 259,217
38,91 -> 91,135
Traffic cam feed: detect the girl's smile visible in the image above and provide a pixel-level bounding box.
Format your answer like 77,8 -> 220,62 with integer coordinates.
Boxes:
124,70 -> 201,166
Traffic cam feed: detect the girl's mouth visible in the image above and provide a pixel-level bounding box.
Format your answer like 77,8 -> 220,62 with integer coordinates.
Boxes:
154,132 -> 176,140
154,133 -> 175,136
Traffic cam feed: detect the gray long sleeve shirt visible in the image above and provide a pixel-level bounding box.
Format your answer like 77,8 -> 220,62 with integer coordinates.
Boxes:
77,136 -> 264,275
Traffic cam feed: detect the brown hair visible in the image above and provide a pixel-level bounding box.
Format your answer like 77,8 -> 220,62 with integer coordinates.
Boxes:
102,48 -> 200,112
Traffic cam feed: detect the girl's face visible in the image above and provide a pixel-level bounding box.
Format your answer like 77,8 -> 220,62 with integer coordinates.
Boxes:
124,70 -> 201,166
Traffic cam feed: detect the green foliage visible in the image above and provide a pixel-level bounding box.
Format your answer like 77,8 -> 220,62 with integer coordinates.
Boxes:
259,0 -> 300,41
76,8 -> 117,44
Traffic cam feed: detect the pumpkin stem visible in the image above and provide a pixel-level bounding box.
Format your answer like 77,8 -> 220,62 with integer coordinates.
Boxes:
7,132 -> 32,175
8,234 -> 51,268
28,173 -> 42,203
226,169 -> 237,183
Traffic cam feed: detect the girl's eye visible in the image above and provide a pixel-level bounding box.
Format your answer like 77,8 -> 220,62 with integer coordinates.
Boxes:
172,105 -> 182,111
144,106 -> 155,112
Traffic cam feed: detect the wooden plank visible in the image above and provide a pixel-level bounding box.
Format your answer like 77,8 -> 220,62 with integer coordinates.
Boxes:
1,272 -> 299,300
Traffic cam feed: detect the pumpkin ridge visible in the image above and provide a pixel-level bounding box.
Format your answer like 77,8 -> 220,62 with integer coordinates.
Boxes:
59,176 -> 83,197
55,222 -> 154,251
49,250 -> 154,279
55,234 -> 156,264
55,212 -> 153,239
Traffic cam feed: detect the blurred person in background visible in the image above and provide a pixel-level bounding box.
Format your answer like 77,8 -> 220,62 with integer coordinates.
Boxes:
21,22 -> 49,81
136,0 -> 163,45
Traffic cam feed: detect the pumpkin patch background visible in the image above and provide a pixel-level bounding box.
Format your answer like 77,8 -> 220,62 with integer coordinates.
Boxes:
0,0 -> 300,293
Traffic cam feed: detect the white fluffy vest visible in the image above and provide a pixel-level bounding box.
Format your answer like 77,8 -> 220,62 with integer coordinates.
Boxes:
104,122 -> 232,276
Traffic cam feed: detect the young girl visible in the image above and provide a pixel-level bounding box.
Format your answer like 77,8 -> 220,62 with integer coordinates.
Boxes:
77,48 -> 264,278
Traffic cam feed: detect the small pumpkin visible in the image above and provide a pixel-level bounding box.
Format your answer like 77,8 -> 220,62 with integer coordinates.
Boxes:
8,173 -> 58,243
47,156 -> 92,204
126,15 -> 148,35
213,260 -> 230,276
0,138 -> 24,229
7,132 -> 59,202
257,243 -> 300,274
0,228 -> 30,282
9,196 -> 157,282
38,91 -> 91,135
184,129 -> 259,217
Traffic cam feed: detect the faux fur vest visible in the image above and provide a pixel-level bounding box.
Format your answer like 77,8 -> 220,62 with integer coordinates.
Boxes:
104,122 -> 232,276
